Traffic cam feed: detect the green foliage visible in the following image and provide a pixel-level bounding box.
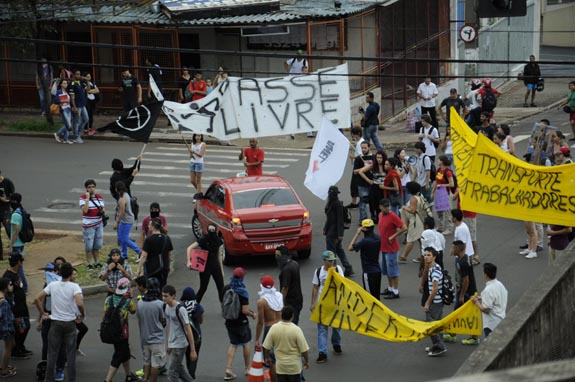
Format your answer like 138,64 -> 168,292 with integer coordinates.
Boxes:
6,119 -> 54,132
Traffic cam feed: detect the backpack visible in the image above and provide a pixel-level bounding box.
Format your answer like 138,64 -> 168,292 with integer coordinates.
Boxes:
16,209 -> 34,243
420,125 -> 440,149
441,270 -> 455,305
450,172 -> 458,194
416,194 -> 433,220
130,195 -> 139,221
221,288 -> 241,320
164,303 -> 201,348
99,297 -> 126,344
481,88 -> 497,112
342,203 -> 352,230
424,155 -> 437,182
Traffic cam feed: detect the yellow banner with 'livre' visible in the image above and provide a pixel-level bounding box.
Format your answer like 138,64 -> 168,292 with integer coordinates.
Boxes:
450,108 -> 575,226
309,268 -> 481,342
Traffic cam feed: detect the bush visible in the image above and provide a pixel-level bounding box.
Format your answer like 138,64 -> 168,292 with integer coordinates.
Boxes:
7,119 -> 54,132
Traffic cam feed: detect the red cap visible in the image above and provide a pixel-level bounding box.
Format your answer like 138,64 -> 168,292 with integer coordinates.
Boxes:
260,275 -> 274,288
560,147 -> 570,156
232,267 -> 245,278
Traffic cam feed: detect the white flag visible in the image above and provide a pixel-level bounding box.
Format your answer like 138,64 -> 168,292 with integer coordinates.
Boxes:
304,116 -> 350,200
149,74 -> 164,101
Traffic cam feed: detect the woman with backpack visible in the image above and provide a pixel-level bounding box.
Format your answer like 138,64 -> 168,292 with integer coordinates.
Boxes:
180,287 -> 204,380
103,277 -> 139,382
398,182 -> 427,263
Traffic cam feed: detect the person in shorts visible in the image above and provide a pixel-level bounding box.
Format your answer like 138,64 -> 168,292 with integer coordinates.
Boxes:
223,267 -> 256,380
80,179 -> 105,270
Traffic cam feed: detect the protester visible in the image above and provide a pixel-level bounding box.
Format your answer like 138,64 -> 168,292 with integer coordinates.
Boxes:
69,70 -> 89,143
119,68 -> 142,112
36,58 -> 53,116
438,88 -> 466,127
0,278 -> 15,377
275,245 -> 303,325
188,133 -> 206,194
284,50 -> 308,75
178,67 -> 192,103
412,142 -> 432,202
187,223 -> 224,303
139,202 -> 168,251
8,193 -> 28,294
355,141 -> 375,224
398,182 -> 426,263
69,268 -> 88,357
0,170 -> 15,261
262,306 -> 310,382
418,114 -> 439,162
34,262 -> 84,382
546,225 -> 572,264
559,81 -> 575,141
523,55 -> 541,107
451,209 -> 475,264
345,127 -> 365,209
80,179 -> 105,270
417,76 -> 439,128
393,149 -> 412,206
465,79 -> 483,127
162,285 -> 197,382
348,218 -> 381,300
377,200 -> 407,299
359,92 -> 383,151
113,181 -> 140,260
419,217 -> 445,270
109,157 -> 142,201
136,277 -> 165,382
239,138 -> 264,176
255,276 -> 283,382
323,186 -> 354,277
100,248 -> 133,295
497,124 -> 515,155
422,248 -> 446,357
53,79 -> 74,144
84,73 -> 100,136
188,71 -> 207,102
180,287 -> 204,379
310,251 -> 344,363
138,217 -> 173,288
102,277 -> 139,382
471,263 -> 508,338
477,78 -> 501,116
145,58 -> 163,98
380,158 -> 402,217
223,267 -> 256,380
431,155 -> 454,234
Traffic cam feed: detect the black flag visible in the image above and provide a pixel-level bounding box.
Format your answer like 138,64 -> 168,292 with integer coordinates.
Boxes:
97,101 -> 163,143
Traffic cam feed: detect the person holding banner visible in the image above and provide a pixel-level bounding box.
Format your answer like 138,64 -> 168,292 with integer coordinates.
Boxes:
187,224 -> 224,303
471,263 -> 508,338
239,139 -> 264,176
118,68 -> 142,112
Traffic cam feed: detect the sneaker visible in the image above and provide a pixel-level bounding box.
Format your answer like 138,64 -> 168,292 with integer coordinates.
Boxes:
536,245 -> 543,252
77,349 -> 86,357
10,351 -> 30,359
381,289 -> 392,296
344,203 -> 359,209
134,369 -> 144,377
428,348 -> 447,357
125,372 -> 141,382
519,244 -> 528,249
64,140 -> 73,145
530,103 -> 537,107
55,370 -> 65,381
412,258 -> 421,263
525,251 -> 538,259
53,133 -> 62,143
383,292 -> 400,300
158,365 -> 167,375
519,248 -> 530,255
462,337 -> 480,345
88,129 -> 96,136
398,257 -> 407,264
74,137 -> 84,144
333,345 -> 342,355
316,352 -> 327,363
442,333 -> 457,343
87,264 -> 94,270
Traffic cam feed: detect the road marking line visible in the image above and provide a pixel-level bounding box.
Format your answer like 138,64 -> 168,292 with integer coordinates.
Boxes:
130,162 -> 289,170
156,146 -> 311,154
137,152 -> 300,162
34,207 -> 191,219
513,134 -> 531,143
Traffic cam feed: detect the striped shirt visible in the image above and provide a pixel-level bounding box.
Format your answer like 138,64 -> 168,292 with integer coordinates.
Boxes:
427,263 -> 443,304
79,194 -> 104,228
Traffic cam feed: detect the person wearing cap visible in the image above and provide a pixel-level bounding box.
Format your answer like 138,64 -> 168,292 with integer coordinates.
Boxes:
34,262 -> 85,382
7,192 -> 29,294
136,277 -> 166,382
263,306 -> 310,382
139,202 -> 168,251
557,146 -> 572,164
324,185 -> 354,277
100,248 -> 133,295
4,252 -> 31,359
284,50 -> 308,75
438,88 -> 466,128
102,277 -> 139,382
180,287 -> 205,379
310,251 -> 345,363
348,218 -> 382,300
377,199 -> 407,299
223,267 -> 256,380
80,179 -> 105,270
275,245 -> 303,325
417,76 -> 439,128
255,276 -> 283,381
118,68 -> 142,112
476,78 -> 501,116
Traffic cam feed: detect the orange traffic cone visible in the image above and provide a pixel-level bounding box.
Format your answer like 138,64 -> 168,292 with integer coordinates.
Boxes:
248,346 -> 265,382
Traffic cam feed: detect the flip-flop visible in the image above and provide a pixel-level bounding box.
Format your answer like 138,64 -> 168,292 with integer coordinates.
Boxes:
0,369 -> 16,378
224,372 -> 237,381
398,257 -> 407,264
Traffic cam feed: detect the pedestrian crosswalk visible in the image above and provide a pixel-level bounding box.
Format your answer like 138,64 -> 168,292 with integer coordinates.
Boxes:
32,144 -> 310,240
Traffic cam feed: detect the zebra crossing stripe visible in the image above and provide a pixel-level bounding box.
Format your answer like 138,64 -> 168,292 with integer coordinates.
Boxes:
138,152 -> 299,162
155,146 -> 311,156
135,163 -> 290,170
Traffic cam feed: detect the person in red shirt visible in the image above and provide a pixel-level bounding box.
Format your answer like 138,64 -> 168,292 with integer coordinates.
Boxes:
377,199 -> 407,300
189,71 -> 207,102
238,139 -> 264,176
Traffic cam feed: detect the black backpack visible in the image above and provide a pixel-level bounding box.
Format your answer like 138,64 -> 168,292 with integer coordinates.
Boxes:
16,209 -> 34,243
420,125 -> 440,149
424,155 -> 437,182
441,270 -> 455,306
99,297 -> 126,344
342,203 -> 352,230
481,88 -> 497,112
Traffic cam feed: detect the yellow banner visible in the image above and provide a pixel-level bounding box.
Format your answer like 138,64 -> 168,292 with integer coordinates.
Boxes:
450,108 -> 575,226
309,268 -> 482,342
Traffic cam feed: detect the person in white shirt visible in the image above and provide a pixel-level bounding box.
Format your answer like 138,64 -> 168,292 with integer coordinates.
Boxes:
451,209 -> 474,260
471,263 -> 508,337
418,114 -> 440,161
417,76 -> 439,128
420,216 -> 446,268
284,50 -> 308,75
465,79 -> 482,126
35,262 -> 84,382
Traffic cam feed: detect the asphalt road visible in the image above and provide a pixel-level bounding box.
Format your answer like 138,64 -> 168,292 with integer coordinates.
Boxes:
0,105 -> 571,381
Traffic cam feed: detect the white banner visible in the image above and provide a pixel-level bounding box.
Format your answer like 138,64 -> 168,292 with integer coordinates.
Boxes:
149,74 -> 164,101
161,64 -> 350,140
304,116 -> 350,200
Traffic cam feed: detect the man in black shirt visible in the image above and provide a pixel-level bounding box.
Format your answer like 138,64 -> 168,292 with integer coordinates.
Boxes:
475,112 -> 496,141
0,170 -> 15,260
438,88 -> 466,127
137,218 -> 173,288
109,157 -> 142,201
119,69 -> 142,112
324,186 -> 354,277
4,253 -> 31,358
275,245 -> 303,324
187,223 -> 225,303
523,55 -> 541,107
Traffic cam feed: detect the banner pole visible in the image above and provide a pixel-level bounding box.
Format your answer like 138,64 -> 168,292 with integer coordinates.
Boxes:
139,143 -> 148,157
180,131 -> 192,152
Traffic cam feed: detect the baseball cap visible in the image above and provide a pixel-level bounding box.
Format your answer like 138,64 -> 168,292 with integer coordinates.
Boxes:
361,219 -> 375,228
115,277 -> 130,295
560,147 -> 570,156
261,275 -> 274,288
9,253 -> 23,262
322,250 -> 337,261
109,248 -> 121,257
297,49 -> 304,55
232,267 -> 245,278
